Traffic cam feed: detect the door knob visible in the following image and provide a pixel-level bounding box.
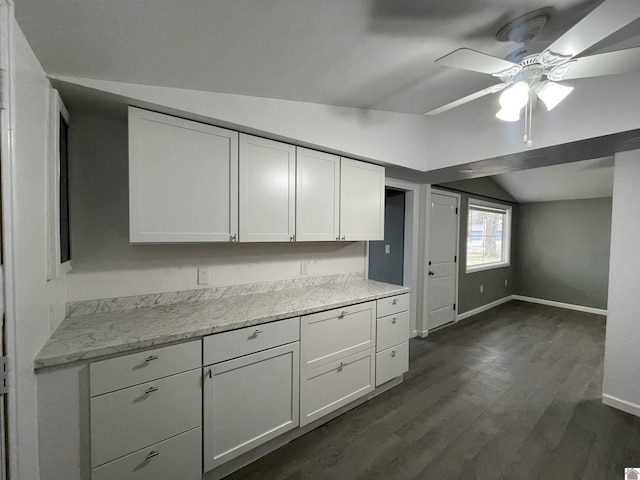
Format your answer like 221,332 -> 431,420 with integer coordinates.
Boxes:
428,270 -> 434,276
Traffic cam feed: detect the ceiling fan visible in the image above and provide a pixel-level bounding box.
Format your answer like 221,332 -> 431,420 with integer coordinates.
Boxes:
425,0 -> 640,145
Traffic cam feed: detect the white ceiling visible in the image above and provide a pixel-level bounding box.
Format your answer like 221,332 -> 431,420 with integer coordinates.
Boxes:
16,0 -> 632,115
492,156 -> 614,202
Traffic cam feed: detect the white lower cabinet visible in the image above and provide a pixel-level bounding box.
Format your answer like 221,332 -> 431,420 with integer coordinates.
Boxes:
203,341 -> 300,472
376,342 -> 409,387
91,428 -> 202,480
91,368 -> 202,468
300,348 -> 375,427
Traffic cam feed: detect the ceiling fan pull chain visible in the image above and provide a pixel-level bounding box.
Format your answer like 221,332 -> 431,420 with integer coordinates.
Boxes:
527,90 -> 534,148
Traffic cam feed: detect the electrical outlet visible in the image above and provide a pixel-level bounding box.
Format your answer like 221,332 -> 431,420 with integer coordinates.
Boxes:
197,267 -> 210,285
385,245 -> 391,254
480,285 -> 484,293
48,304 -> 55,333
300,260 -> 309,276
505,279 -> 508,286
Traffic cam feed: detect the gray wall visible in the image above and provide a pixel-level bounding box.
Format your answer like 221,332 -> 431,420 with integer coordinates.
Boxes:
514,198 -> 612,310
369,189 -> 405,285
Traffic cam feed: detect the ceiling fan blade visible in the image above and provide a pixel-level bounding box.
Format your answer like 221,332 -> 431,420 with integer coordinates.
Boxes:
540,0 -> 640,66
549,47 -> 640,81
425,84 -> 507,116
435,48 -> 521,76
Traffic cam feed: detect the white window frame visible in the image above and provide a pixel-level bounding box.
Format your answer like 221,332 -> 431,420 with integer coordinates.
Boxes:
465,198 -> 511,273
46,87 -> 72,280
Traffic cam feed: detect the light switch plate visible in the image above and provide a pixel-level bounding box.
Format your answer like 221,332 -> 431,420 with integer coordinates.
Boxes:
385,245 -> 391,254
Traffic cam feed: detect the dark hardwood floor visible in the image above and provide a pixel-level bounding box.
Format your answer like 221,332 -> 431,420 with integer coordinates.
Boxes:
226,300 -> 640,480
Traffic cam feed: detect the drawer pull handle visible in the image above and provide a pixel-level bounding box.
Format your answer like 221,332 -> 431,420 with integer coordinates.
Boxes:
144,386 -> 159,395
144,355 -> 158,362
392,317 -> 397,324
340,310 -> 348,317
145,450 -> 160,461
252,329 -> 263,336
338,362 -> 347,370
392,299 -> 398,305
391,350 -> 397,357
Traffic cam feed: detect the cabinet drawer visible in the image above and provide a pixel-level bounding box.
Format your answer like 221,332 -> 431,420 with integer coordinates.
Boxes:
90,341 -> 201,396
203,317 -> 299,365
301,301 -> 375,371
91,369 -> 201,467
92,428 -> 202,480
376,342 -> 409,387
377,293 -> 409,318
300,348 -> 374,427
376,310 -> 410,352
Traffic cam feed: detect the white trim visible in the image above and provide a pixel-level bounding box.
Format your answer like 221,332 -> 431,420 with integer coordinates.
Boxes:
603,393 -> 640,417
416,329 -> 429,338
456,296 -> 513,321
423,188 -> 460,331
0,3 -> 19,479
385,177 -> 420,338
466,198 -> 512,274
512,295 -> 607,316
46,87 -> 72,280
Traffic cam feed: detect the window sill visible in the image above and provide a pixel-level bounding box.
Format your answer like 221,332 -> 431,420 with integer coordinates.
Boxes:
465,262 -> 510,274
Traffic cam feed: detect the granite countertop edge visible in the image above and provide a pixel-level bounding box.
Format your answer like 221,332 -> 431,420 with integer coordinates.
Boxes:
35,281 -> 410,370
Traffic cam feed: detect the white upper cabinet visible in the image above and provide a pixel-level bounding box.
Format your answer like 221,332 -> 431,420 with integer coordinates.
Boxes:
129,107 -> 238,243
296,147 -> 340,242
239,134 -> 296,242
340,158 -> 385,241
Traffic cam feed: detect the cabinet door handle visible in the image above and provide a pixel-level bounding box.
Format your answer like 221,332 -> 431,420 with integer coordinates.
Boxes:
392,299 -> 398,305
253,329 -> 263,336
336,236 -> 340,241
338,362 -> 347,370
144,386 -> 159,395
391,350 -> 397,357
144,355 -> 158,362
392,317 -> 397,324
207,368 -> 212,379
145,450 -> 160,461
340,310 -> 348,317
341,236 -> 346,241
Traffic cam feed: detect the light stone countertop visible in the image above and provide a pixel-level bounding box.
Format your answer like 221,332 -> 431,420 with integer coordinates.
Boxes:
35,279 -> 409,369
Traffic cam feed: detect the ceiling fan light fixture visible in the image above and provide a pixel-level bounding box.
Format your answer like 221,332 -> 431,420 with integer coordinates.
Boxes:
496,107 -> 521,122
499,81 -> 530,111
536,81 -> 574,111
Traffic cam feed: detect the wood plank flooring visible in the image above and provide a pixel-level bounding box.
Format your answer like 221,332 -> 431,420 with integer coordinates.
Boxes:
226,300 -> 640,480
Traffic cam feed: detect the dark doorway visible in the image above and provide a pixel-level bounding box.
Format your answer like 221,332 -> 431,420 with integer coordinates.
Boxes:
369,188 -> 405,285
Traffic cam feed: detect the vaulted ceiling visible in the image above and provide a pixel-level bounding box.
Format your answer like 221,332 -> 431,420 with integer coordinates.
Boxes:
17,0 -> 636,116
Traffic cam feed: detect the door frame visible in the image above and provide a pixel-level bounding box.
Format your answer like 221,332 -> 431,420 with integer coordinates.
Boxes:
420,187 -> 460,336
0,1 -> 17,479
381,178 -> 420,338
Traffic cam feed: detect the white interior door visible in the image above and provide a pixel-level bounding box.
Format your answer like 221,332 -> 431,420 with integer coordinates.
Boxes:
427,191 -> 459,330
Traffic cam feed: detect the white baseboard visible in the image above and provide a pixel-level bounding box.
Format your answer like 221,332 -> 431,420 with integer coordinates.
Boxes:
456,296 -> 513,321
603,393 -> 640,417
416,329 -> 428,338
512,295 -> 607,316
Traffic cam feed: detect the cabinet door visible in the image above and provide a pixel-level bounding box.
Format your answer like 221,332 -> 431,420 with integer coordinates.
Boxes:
203,342 -> 300,472
129,107 -> 238,243
239,134 -> 295,242
339,158 -> 385,241
296,148 -> 340,241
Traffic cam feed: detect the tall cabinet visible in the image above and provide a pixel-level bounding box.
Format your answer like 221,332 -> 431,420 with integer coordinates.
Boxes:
128,107 -> 239,243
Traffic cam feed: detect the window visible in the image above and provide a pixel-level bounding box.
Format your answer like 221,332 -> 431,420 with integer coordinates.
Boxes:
466,199 -> 511,272
46,88 -> 72,280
